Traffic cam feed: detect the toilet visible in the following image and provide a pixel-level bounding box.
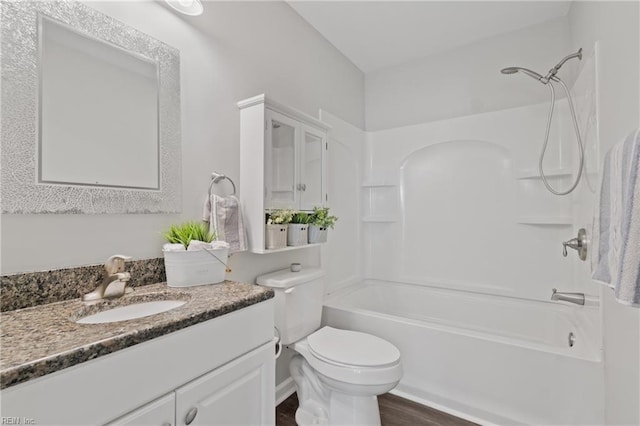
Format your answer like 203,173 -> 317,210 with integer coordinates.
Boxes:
257,268 -> 402,426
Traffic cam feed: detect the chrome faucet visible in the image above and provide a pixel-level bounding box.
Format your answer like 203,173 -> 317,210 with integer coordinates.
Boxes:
83,255 -> 132,302
551,288 -> 585,306
562,228 -> 588,261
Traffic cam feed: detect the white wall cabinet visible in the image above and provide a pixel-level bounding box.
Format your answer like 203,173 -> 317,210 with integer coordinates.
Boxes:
1,301 -> 275,426
239,94 -> 330,253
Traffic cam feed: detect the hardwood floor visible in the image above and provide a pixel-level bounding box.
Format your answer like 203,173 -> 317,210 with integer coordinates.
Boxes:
276,392 -> 478,426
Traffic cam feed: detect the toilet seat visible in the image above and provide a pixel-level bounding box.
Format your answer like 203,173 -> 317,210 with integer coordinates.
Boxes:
291,327 -> 402,386
307,327 -> 400,368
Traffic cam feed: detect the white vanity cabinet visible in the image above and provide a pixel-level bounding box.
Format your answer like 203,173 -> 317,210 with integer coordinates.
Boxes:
109,341 -> 273,426
107,394 -> 175,426
175,341 -> 273,426
1,300 -> 275,426
239,94 -> 330,253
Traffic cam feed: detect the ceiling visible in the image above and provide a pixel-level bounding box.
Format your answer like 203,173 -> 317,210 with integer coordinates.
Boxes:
288,1 -> 572,73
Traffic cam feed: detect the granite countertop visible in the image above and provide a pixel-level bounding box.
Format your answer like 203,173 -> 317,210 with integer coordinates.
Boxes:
0,281 -> 274,389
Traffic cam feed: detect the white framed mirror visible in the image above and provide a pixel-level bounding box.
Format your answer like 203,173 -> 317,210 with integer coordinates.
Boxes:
1,1 -> 182,213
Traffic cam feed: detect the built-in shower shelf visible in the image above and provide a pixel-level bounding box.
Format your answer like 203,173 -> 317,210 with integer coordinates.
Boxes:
362,216 -> 399,223
516,168 -> 572,180
516,216 -> 573,225
361,181 -> 397,188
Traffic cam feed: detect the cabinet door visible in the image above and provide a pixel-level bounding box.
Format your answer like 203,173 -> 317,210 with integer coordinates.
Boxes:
175,342 -> 275,426
299,124 -> 327,210
106,393 -> 175,426
265,109 -> 299,210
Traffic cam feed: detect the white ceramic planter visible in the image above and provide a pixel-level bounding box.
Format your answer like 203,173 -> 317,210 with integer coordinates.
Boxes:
163,248 -> 229,287
308,225 -> 328,243
287,224 -> 309,246
265,224 -> 288,249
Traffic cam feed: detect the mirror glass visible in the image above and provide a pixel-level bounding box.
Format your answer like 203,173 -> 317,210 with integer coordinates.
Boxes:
0,1 -> 182,214
40,16 -> 160,189
268,117 -> 296,208
301,129 -> 323,209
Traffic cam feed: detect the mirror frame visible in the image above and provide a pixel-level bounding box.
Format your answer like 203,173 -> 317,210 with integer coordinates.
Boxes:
1,1 -> 182,214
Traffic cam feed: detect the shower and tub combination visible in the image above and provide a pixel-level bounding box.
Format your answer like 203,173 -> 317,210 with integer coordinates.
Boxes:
323,48 -> 603,425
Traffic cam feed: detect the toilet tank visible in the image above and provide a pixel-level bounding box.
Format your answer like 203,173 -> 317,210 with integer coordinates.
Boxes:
257,268 -> 325,345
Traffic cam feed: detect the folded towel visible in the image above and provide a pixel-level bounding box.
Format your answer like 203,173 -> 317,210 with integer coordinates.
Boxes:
186,240 -> 230,251
592,129 -> 640,306
162,243 -> 186,252
187,240 -> 212,251
203,194 -> 248,253
209,240 -> 230,250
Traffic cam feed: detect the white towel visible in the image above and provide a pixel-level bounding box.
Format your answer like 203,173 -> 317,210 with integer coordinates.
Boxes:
187,240 -> 230,251
592,129 -> 640,306
162,243 -> 186,252
202,194 -> 248,253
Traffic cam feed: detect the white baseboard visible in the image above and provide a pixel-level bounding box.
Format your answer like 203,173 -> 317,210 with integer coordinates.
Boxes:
275,377 -> 296,406
389,386 -> 520,426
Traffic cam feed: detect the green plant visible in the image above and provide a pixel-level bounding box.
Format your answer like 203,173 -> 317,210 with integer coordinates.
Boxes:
163,221 -> 216,249
266,209 -> 294,225
291,212 -> 311,224
310,206 -> 338,229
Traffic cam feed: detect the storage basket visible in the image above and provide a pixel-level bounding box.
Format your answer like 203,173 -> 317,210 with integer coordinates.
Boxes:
163,247 -> 229,287
308,225 -> 328,244
287,224 -> 309,246
265,224 -> 288,249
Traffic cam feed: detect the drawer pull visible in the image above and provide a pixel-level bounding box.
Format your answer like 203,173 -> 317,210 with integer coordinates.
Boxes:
185,407 -> 198,425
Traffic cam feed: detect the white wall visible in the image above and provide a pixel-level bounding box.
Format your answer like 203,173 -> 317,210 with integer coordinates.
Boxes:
568,2 -> 640,424
319,110 -> 364,295
365,17 -> 571,131
0,1 -> 364,281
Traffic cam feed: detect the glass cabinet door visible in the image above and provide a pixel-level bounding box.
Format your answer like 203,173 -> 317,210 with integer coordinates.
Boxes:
265,110 -> 298,210
299,124 -> 326,211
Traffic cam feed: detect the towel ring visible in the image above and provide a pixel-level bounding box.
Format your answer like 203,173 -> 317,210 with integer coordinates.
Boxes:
208,172 -> 236,197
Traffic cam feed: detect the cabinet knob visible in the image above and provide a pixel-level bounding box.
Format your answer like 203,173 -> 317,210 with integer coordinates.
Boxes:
185,407 -> 198,425
302,183 -> 307,191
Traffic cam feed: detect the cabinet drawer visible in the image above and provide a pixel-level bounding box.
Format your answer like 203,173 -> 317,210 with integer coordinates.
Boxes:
106,393 -> 175,426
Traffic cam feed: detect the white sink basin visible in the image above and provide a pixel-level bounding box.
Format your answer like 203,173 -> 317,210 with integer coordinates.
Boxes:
77,300 -> 187,324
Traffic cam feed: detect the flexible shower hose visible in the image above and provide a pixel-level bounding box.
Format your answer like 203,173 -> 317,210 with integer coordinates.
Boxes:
539,76 -> 584,196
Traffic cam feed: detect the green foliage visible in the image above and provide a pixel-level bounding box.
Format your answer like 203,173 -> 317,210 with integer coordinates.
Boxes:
266,209 -> 294,225
291,212 -> 311,224
163,221 -> 216,249
309,206 -> 338,229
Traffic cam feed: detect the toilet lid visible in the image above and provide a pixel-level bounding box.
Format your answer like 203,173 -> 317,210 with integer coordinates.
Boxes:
307,327 -> 400,367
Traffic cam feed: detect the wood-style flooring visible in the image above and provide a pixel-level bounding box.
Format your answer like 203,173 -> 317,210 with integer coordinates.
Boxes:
276,392 -> 478,426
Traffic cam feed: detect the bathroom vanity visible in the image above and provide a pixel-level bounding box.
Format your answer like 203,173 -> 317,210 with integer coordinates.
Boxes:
0,282 -> 275,425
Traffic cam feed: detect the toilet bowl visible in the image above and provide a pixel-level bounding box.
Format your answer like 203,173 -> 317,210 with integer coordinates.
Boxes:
256,268 -> 403,425
289,327 -> 402,425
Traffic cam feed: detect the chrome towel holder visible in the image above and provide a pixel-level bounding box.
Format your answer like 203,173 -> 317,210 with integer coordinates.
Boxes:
208,172 -> 237,197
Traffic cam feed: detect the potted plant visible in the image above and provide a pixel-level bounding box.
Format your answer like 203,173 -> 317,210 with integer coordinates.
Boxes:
265,209 -> 293,249
287,212 -> 311,246
162,221 -> 230,287
308,206 -> 338,244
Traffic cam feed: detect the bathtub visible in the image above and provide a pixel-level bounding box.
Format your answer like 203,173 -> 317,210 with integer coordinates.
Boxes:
322,280 -> 604,425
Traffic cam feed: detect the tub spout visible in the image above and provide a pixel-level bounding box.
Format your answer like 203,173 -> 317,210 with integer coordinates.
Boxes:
551,288 -> 585,306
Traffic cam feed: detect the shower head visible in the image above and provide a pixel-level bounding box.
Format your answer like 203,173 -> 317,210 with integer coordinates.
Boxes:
500,67 -> 545,82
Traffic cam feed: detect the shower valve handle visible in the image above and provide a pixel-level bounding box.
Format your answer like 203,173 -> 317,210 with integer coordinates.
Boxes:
562,228 -> 587,261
